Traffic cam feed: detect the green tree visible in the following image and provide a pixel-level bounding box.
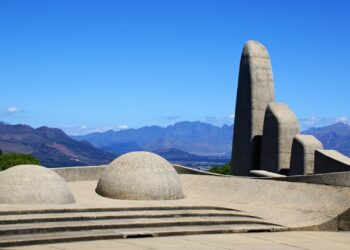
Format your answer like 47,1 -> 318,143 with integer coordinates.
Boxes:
0,153 -> 40,171
208,162 -> 231,175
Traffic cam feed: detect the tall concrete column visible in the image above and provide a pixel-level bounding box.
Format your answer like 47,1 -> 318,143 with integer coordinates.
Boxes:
260,103 -> 300,174
231,41 -> 275,176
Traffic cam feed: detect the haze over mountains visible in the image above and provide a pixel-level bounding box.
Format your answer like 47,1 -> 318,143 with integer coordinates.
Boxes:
73,121 -> 233,157
0,121 -> 349,168
75,121 -> 350,160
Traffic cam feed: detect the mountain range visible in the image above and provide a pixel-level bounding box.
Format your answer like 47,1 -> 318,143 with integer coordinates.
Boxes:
75,121 -> 350,158
303,122 -> 350,156
73,121 -> 233,157
0,121 -> 349,168
0,122 -> 115,167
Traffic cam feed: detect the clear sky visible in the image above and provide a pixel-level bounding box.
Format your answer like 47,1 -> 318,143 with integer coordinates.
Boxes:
1,0 -> 349,135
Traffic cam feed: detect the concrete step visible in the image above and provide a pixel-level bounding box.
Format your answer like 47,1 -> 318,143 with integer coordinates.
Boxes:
0,210 -> 258,224
0,205 -> 285,247
0,216 -> 280,235
0,224 -> 287,247
0,205 -> 238,216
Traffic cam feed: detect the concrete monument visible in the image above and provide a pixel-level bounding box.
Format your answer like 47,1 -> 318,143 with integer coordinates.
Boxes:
231,40 -> 274,176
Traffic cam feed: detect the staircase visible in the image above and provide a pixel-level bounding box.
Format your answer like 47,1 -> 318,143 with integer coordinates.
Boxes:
0,206 -> 286,247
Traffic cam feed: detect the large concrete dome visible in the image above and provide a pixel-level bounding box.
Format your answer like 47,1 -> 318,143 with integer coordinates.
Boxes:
96,152 -> 184,200
0,165 -> 75,205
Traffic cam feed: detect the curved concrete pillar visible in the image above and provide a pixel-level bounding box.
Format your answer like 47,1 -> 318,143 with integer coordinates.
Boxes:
260,103 -> 299,174
231,40 -> 275,176
289,135 -> 323,175
314,149 -> 350,174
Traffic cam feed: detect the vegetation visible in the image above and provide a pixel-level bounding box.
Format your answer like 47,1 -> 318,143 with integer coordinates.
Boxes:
0,153 -> 40,171
208,162 -> 231,175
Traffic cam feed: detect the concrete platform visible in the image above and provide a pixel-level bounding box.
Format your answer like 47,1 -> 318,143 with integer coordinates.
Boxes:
6,232 -> 350,250
0,172 -> 349,247
2,174 -> 349,229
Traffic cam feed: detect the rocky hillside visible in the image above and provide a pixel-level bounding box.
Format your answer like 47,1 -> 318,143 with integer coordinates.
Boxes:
0,122 -> 116,167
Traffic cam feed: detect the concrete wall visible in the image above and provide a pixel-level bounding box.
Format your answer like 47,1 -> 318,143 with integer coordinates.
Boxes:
260,103 -> 299,174
270,171 -> 350,187
53,164 -> 222,182
290,135 -> 323,175
314,150 -> 350,174
52,165 -> 107,182
231,40 -> 274,176
173,165 -> 225,176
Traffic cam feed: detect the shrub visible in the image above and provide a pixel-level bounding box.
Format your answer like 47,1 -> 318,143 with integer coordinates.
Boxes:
208,162 -> 231,175
0,153 -> 40,171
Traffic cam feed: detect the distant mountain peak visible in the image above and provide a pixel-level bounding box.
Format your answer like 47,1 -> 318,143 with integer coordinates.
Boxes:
35,126 -> 72,142
330,122 -> 350,129
304,122 -> 350,136
303,122 -> 350,157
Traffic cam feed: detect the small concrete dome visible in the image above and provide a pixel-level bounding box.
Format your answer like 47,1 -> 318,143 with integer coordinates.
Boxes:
0,165 -> 75,205
96,152 -> 184,200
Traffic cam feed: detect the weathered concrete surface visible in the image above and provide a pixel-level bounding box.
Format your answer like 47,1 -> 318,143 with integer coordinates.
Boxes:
270,171 -> 350,187
10,232 -> 350,250
0,165 -> 75,205
260,103 -> 299,174
231,40 -> 274,176
177,175 -> 350,230
339,208 -> 350,231
314,150 -> 350,174
290,135 -> 323,175
96,152 -> 184,200
1,174 -> 347,230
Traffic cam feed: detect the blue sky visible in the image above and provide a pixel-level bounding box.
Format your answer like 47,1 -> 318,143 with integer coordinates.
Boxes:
1,0 -> 349,135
